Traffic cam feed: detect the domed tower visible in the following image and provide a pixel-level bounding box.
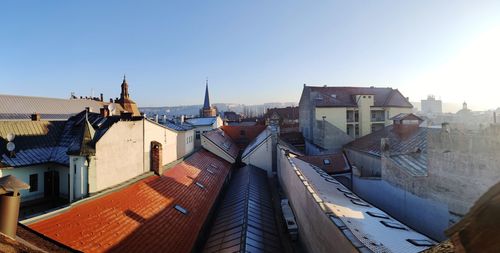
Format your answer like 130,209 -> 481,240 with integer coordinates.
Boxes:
117,75 -> 140,116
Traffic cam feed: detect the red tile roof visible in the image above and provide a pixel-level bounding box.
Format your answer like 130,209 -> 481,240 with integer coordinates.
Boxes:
202,129 -> 240,159
297,153 -> 350,174
307,86 -> 413,108
221,125 -> 266,149
29,150 -> 231,253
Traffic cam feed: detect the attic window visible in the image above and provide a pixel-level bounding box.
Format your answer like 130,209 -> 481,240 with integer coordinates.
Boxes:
195,182 -> 205,189
406,239 -> 436,247
380,221 -> 407,230
344,193 -> 360,201
207,169 -> 215,174
323,159 -> 331,165
174,204 -> 188,215
351,199 -> 370,207
337,188 -> 351,194
366,211 -> 390,219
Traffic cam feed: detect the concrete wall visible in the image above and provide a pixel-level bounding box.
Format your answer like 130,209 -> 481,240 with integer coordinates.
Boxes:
93,121 -> 144,193
344,149 -> 381,177
299,87 -> 313,140
144,120 -> 177,170
356,95 -> 374,136
277,148 -> 357,253
176,130 -> 195,159
242,136 -> 272,176
69,156 -> 89,201
315,107 -> 347,133
352,175 -> 449,241
0,164 -> 68,202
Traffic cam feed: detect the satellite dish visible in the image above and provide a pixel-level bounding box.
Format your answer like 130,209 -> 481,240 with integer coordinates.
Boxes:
6,133 -> 15,142
108,103 -> 116,113
6,142 -> 15,152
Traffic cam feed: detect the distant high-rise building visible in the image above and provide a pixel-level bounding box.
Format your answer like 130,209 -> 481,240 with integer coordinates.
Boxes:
200,79 -> 217,117
421,95 -> 442,114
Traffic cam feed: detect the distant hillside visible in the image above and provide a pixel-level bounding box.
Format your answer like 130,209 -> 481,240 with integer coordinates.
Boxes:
140,102 -> 297,117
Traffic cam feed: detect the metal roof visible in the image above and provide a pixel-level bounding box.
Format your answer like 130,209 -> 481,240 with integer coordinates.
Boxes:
203,165 -> 282,253
162,120 -> 194,131
290,157 -> 436,253
0,94 -> 123,120
186,117 -> 217,126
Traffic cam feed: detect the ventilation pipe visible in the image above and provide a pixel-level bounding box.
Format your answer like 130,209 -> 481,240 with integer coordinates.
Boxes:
0,175 -> 30,238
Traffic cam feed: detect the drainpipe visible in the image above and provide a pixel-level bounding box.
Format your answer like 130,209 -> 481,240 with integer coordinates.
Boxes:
0,175 -> 30,238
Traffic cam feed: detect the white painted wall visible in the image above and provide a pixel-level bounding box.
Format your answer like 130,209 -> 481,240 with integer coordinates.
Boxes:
69,156 -> 89,202
92,121 -> 144,193
144,120 -> 177,168
0,164 -> 69,202
176,130 -> 195,159
201,135 -> 236,164
242,136 -> 273,177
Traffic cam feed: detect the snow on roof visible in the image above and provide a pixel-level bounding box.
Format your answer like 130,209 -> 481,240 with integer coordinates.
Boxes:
185,117 -> 217,126
241,128 -> 272,158
290,157 -> 436,253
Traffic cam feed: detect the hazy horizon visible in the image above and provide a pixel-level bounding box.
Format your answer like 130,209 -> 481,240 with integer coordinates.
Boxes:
1,1 -> 499,109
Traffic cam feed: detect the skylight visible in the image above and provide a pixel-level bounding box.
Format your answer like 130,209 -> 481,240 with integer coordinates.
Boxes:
344,193 -> 361,201
337,187 -> 351,194
207,169 -> 214,174
210,164 -> 218,169
195,182 -> 205,189
323,159 -> 331,165
174,204 -> 188,215
380,221 -> 407,230
366,211 -> 390,219
351,199 -> 370,207
406,239 -> 436,247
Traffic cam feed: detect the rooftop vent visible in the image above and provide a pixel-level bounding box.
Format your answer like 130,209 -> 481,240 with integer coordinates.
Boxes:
366,211 -> 390,219
174,204 -> 188,215
195,182 -> 205,189
381,221 -> 407,230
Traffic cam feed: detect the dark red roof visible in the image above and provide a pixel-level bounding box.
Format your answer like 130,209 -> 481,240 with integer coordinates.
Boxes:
221,125 -> 266,149
203,129 -> 240,158
265,106 -> 299,120
297,153 -> 350,174
307,86 -> 413,108
29,150 -> 231,253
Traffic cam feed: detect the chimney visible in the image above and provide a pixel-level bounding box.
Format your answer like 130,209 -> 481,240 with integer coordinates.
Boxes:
180,115 -> 185,124
31,113 -> 40,121
0,175 -> 30,238
100,93 -> 104,102
442,122 -> 450,133
100,106 -> 109,117
155,114 -> 159,123
380,138 -> 390,154
109,98 -> 113,103
162,115 -> 167,123
85,107 -> 92,113
121,112 -> 133,121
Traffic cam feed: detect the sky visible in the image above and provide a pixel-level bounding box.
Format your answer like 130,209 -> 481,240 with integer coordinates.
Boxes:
1,1 -> 500,109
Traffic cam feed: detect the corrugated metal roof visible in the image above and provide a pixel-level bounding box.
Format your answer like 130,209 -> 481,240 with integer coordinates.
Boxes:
0,94 -> 123,120
203,165 -> 282,253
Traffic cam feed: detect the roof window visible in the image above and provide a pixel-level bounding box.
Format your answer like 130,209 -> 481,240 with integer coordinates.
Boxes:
406,239 -> 436,247
351,199 -> 370,207
210,164 -> 218,169
329,215 -> 346,228
344,193 -> 361,201
366,211 -> 390,219
195,182 -> 205,189
174,204 -> 188,215
381,221 -> 407,230
337,187 -> 351,194
323,159 -> 331,165
207,169 -> 215,174
325,178 -> 339,184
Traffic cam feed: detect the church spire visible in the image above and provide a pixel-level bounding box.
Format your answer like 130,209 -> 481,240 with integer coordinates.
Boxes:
121,74 -> 129,99
203,78 -> 210,109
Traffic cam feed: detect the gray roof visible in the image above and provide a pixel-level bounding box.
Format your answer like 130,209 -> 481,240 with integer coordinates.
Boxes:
203,165 -> 282,253
185,117 -> 217,126
0,94 -> 123,120
162,120 -> 194,131
241,128 -> 272,158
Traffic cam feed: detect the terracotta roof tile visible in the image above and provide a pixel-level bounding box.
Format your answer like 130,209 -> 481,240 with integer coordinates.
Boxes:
297,153 -> 350,174
29,150 -> 231,253
221,125 -> 266,149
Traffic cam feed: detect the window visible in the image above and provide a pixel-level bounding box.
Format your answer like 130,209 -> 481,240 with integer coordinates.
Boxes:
29,174 -> 38,192
323,159 -> 331,165
195,131 -> 200,140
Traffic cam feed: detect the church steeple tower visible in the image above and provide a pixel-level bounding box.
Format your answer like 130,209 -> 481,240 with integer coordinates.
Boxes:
120,74 -> 129,100
200,78 -> 217,117
203,78 -> 210,109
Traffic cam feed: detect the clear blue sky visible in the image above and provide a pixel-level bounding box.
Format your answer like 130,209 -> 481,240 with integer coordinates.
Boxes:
1,1 -> 499,109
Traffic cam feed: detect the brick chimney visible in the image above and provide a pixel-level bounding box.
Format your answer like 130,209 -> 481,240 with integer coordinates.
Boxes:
100,93 -> 104,102
100,106 -> 110,117
31,113 -> 40,121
